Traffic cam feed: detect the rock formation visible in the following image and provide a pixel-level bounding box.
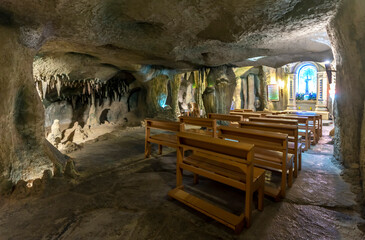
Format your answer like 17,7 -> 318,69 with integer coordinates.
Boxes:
328,0 -> 365,194
1,0 -> 365,200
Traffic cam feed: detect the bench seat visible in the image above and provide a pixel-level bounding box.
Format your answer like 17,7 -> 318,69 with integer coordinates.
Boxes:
145,119 -> 182,157
288,142 -> 302,150
169,132 -> 264,232
218,126 -> 293,198
184,153 -> 265,184
185,128 -> 213,136
149,133 -> 177,147
255,148 -> 294,165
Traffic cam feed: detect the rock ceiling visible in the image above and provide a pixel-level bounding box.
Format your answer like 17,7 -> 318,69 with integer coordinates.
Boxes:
2,0 -> 339,79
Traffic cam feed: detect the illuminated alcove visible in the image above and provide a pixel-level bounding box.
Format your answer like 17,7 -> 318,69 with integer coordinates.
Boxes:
296,63 -> 318,101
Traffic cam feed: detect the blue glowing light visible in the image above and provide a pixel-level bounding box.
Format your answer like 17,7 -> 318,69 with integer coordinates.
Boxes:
297,64 -> 317,96
158,93 -> 167,108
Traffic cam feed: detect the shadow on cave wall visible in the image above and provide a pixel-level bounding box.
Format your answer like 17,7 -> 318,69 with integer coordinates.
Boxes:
99,108 -> 110,124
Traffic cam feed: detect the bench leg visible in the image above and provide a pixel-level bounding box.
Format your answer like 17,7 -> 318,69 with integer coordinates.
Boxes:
245,190 -> 253,228
158,144 -> 163,155
280,171 -> 287,198
288,161 -> 293,188
144,141 -> 151,158
293,153 -> 298,178
305,133 -> 309,151
193,174 -> 199,184
258,179 -> 264,211
299,151 -> 302,171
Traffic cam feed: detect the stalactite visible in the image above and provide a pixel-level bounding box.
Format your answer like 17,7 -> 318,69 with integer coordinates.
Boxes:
56,78 -> 61,97
34,73 -> 131,109
41,80 -> 47,99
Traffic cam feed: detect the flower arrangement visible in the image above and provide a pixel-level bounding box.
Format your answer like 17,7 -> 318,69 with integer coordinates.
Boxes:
296,93 -> 316,100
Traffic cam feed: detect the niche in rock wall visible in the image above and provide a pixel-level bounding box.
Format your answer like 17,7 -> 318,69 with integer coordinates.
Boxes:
127,87 -> 141,112
99,109 -> 110,124
165,80 -> 173,107
240,73 -> 262,111
147,75 -> 169,113
178,73 -> 195,114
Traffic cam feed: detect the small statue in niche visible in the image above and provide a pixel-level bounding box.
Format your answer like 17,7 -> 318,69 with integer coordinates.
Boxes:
178,92 -> 190,116
188,102 -> 200,117
254,97 -> 261,110
47,119 -> 62,147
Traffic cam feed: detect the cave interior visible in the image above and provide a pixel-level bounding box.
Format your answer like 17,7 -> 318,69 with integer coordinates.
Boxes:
0,0 -> 365,239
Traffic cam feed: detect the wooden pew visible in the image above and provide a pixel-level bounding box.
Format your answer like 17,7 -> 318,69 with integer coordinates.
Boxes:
168,132 -> 265,232
242,120 -> 302,175
230,112 -> 262,121
207,113 -> 242,127
248,116 -> 308,152
145,119 -> 182,158
288,113 -> 322,141
248,117 -> 298,126
232,109 -> 254,112
266,115 -> 311,150
254,111 -> 270,117
218,126 -> 293,199
271,111 -> 287,115
179,116 -> 217,137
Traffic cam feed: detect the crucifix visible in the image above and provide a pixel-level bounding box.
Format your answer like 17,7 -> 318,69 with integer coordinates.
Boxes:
304,72 -> 312,95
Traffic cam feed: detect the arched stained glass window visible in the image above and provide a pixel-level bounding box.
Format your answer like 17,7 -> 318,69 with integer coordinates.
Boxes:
296,64 -> 317,100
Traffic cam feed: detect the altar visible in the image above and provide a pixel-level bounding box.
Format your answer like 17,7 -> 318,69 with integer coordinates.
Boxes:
286,62 -> 331,119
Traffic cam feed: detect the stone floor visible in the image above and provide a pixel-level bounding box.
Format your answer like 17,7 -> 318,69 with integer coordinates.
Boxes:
0,124 -> 364,239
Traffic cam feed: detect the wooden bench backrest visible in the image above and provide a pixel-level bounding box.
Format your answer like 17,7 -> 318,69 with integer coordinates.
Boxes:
179,116 -> 217,137
256,111 -> 273,114
179,116 -> 216,128
249,117 -> 298,125
177,132 -> 254,164
145,119 -> 182,132
230,112 -> 262,119
232,109 -> 253,112
239,121 -> 297,140
271,111 -> 287,115
218,126 -> 288,151
208,113 -> 242,122
286,114 -> 316,120
266,115 -> 309,124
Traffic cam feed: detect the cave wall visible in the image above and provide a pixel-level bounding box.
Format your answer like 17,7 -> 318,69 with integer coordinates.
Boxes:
232,66 -> 289,111
261,66 -> 289,111
144,74 -> 182,120
178,73 -> 196,113
202,66 -> 236,114
0,26 -> 54,188
45,81 -> 143,132
328,0 -> 365,193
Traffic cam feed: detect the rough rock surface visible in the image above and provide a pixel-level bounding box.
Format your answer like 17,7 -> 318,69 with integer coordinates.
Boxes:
3,0 -> 339,71
327,0 -> 365,193
0,25 -> 54,184
202,66 -> 236,114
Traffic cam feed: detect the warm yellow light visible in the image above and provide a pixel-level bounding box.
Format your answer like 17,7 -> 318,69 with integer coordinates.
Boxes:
278,80 -> 285,89
329,83 -> 336,99
270,76 -> 277,84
